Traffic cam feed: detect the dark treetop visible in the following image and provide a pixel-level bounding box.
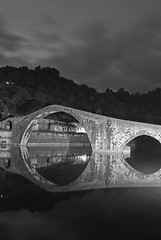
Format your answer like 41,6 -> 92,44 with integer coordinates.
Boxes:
0,65 -> 161,124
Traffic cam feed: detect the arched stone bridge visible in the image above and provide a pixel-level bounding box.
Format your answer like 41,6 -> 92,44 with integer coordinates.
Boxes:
2,104 -> 161,152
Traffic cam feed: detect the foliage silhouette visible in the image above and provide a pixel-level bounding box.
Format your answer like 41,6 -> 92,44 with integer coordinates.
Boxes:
0,65 -> 161,124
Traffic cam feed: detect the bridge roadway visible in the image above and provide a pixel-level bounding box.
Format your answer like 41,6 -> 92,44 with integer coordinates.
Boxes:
2,104 -> 161,153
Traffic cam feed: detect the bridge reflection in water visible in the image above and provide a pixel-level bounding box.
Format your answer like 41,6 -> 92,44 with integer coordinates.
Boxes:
1,140 -> 161,192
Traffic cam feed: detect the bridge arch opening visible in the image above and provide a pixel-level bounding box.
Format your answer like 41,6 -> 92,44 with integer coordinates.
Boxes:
126,135 -> 161,174
23,111 -> 92,154
20,110 -> 93,186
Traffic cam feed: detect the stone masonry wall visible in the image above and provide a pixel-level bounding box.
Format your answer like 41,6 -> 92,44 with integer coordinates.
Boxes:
6,105 -> 161,152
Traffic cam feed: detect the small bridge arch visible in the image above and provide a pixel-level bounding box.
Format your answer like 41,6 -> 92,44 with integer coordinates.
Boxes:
122,130 -> 161,150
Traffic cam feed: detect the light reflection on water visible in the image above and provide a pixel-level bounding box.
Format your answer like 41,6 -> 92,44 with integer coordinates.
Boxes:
1,142 -> 161,192
0,144 -> 161,239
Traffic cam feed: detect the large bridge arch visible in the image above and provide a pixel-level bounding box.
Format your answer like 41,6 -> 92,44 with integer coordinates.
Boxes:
19,105 -> 94,146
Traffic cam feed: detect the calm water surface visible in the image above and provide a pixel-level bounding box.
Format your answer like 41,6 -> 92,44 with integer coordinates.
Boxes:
1,138 -> 161,239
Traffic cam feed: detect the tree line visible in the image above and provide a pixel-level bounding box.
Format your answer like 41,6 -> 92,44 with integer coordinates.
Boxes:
0,65 -> 161,125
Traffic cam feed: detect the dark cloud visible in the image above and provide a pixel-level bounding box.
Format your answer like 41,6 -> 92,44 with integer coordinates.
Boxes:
0,13 -> 161,93
0,15 -> 63,67
43,14 -> 161,93
32,29 -> 63,48
0,15 -> 29,67
0,16 -> 25,51
115,14 -> 161,88
32,15 -> 63,45
45,21 -> 114,81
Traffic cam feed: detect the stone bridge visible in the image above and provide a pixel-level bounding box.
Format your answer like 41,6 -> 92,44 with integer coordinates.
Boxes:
3,104 -> 161,152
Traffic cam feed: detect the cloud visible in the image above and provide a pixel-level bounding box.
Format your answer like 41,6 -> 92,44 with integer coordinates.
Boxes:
17,16 -> 66,66
0,13 -> 161,93
42,14 -> 161,93
114,14 -> 161,90
0,15 -> 29,66
0,15 -> 65,67
0,17 -> 24,52
44,21 -> 114,83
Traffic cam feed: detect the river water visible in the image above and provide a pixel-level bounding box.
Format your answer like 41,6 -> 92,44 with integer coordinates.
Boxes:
1,137 -> 161,239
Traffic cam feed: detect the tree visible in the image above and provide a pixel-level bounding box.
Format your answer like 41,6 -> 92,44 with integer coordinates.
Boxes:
12,87 -> 32,107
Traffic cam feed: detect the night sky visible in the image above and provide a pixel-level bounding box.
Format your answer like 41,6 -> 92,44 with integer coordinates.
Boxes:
0,0 -> 161,93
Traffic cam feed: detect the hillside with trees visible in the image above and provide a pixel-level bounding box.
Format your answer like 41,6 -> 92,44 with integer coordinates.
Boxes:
0,65 -> 161,125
